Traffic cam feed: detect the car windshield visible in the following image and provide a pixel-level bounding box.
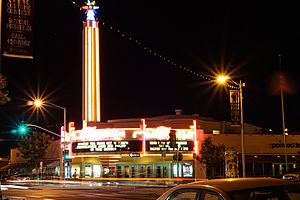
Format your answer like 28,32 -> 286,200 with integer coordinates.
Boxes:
229,185 -> 300,200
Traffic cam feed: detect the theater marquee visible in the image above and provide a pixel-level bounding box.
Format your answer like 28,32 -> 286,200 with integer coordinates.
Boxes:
72,140 -> 195,153
73,141 -> 143,153
146,140 -> 194,152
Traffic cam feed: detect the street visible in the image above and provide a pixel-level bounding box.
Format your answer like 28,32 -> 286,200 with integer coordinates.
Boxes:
1,183 -> 169,200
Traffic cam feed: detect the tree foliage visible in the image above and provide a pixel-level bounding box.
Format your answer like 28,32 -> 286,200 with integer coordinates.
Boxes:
18,131 -> 54,166
200,137 -> 225,178
0,73 -> 10,105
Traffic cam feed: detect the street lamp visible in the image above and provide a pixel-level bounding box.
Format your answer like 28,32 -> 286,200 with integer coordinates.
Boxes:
278,54 -> 288,172
28,99 -> 67,135
216,75 -> 246,177
28,99 -> 67,179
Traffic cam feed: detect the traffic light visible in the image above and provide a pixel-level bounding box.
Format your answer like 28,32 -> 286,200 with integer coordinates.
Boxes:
64,150 -> 70,161
173,152 -> 183,161
169,130 -> 177,148
18,124 -> 28,135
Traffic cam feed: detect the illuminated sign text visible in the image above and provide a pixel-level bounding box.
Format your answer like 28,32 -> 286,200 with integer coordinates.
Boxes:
146,140 -> 194,152
73,140 -> 142,153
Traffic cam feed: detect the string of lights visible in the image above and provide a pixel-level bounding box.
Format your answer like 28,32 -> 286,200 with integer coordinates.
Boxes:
68,0 -> 238,89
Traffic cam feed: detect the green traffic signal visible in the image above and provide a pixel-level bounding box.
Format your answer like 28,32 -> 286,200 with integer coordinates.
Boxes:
64,150 -> 70,160
18,124 -> 28,134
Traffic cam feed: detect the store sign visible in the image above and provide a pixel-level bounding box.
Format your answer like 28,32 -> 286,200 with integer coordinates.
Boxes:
133,127 -> 195,140
72,140 -> 142,153
146,140 -> 194,152
271,142 -> 300,149
70,127 -> 126,142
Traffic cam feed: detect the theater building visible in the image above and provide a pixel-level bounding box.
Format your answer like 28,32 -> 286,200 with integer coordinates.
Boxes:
61,110 -> 300,179
63,110 -> 205,179
5,110 -> 300,179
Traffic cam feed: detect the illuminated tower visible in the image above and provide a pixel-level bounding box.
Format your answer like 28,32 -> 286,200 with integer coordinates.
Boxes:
81,1 -> 101,123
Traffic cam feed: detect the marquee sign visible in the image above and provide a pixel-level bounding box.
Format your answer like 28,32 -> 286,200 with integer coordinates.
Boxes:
72,140 -> 142,153
146,140 -> 194,152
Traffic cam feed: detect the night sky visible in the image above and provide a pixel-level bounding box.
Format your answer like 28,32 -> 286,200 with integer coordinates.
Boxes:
1,1 -> 300,155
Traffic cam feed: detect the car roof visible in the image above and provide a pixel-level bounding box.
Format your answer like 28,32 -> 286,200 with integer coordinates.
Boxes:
181,177 -> 297,192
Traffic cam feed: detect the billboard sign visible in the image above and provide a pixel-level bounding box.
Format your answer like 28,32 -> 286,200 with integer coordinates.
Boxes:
72,140 -> 143,153
1,0 -> 33,58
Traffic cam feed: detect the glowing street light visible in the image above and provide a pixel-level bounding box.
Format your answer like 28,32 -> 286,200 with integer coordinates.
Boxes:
28,99 -> 67,179
216,75 -> 246,177
216,75 -> 229,84
28,99 -> 67,135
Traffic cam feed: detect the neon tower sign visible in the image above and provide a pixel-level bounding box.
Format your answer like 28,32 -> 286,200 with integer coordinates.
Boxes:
81,1 -> 101,123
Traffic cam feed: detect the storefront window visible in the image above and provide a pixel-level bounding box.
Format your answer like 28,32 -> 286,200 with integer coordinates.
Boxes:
93,165 -> 101,178
173,163 -> 182,177
85,165 -> 92,177
139,166 -> 145,178
103,167 -> 110,177
124,166 -> 129,178
116,166 -> 122,177
131,166 -> 135,177
183,163 -> 193,177
163,166 -> 167,178
146,165 -> 152,178
71,166 -> 80,179
156,166 -> 161,178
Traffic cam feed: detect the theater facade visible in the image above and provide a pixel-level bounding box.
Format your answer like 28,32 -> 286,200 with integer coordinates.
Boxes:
60,110 -> 299,179
63,111 -> 205,179
5,111 -> 300,179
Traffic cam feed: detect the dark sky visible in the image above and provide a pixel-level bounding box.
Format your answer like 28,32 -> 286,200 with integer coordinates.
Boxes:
1,0 -> 300,154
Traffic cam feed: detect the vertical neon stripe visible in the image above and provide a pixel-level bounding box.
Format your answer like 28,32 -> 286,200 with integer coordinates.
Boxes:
91,28 -> 95,120
87,27 -> 92,121
95,23 -> 101,121
193,120 -> 198,155
83,20 -> 101,123
84,26 -> 88,123
142,119 -> 146,155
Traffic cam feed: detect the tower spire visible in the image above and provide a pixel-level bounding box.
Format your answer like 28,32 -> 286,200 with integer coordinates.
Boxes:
81,1 -> 99,21
82,0 -> 101,124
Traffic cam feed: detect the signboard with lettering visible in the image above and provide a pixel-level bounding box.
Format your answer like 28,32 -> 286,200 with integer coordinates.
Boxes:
146,140 -> 194,152
129,153 -> 140,157
72,140 -> 143,153
230,90 -> 240,125
1,0 -> 33,58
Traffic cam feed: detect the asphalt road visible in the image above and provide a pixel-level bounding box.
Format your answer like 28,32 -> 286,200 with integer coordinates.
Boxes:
1,184 -> 169,200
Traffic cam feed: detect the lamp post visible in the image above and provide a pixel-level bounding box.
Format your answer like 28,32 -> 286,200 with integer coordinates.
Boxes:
28,99 -> 67,179
216,75 -> 246,177
278,54 -> 288,172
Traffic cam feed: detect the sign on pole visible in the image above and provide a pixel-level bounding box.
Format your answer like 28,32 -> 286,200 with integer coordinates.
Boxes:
1,0 -> 34,59
230,90 -> 241,125
129,153 -> 140,158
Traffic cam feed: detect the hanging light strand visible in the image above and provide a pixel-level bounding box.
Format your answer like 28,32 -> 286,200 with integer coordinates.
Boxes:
68,0 -> 238,89
99,20 -> 238,89
99,19 -> 211,80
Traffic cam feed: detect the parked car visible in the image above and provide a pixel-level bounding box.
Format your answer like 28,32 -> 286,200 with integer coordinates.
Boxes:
157,177 -> 300,200
0,181 -> 2,199
282,171 -> 300,181
4,173 -> 31,182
